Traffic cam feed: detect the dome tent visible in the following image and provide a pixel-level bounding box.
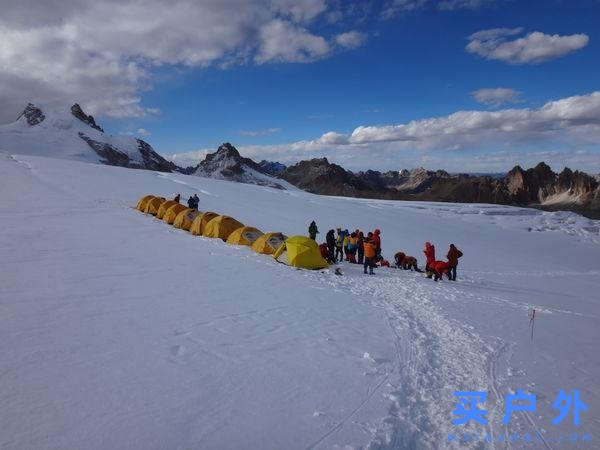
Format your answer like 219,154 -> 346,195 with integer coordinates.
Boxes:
136,195 -> 155,211
226,226 -> 264,246
144,197 -> 166,215
203,215 -> 244,241
190,211 -> 219,236
251,232 -> 288,255
272,235 -> 329,269
163,203 -> 188,224
173,209 -> 202,231
156,200 -> 179,219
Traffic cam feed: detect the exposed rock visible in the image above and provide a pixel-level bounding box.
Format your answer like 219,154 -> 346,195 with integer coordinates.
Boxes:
17,103 -> 45,126
193,143 -> 284,189
71,103 -> 104,132
78,133 -> 130,167
280,158 -> 376,196
280,158 -> 600,219
136,139 -> 180,172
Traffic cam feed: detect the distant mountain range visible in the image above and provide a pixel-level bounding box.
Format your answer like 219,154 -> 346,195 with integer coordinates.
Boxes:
279,157 -> 600,219
2,103 -> 598,219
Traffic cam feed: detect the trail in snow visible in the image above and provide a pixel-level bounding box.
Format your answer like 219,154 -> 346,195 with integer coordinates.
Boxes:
1,154 -> 598,449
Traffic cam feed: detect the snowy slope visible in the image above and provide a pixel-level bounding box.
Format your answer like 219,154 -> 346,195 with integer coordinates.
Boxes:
0,104 -> 176,171
1,152 -> 599,449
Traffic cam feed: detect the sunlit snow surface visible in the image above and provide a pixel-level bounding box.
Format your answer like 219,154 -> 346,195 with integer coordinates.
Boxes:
1,152 -> 598,449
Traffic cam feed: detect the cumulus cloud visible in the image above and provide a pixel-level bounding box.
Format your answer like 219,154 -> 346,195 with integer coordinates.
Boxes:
239,128 -> 281,137
472,88 -> 522,107
0,0 -> 357,123
467,28 -> 589,64
255,19 -> 329,63
166,91 -> 600,171
334,31 -> 367,49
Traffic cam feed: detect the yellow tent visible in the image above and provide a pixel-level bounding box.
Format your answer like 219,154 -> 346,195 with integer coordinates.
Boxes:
136,195 -> 154,211
272,235 -> 329,269
251,232 -> 288,255
189,211 -> 219,236
144,197 -> 166,215
173,209 -> 202,231
163,203 -> 188,224
203,215 -> 244,241
156,200 -> 179,219
226,226 -> 264,246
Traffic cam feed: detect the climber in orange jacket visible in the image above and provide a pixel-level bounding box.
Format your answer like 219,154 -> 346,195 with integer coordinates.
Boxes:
446,244 -> 463,281
363,234 -> 377,275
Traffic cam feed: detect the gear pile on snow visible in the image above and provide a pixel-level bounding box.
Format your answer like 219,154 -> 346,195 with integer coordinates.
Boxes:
135,194 -> 329,270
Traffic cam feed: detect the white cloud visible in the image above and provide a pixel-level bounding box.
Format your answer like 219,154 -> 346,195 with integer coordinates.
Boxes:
334,31 -> 367,49
472,88 -> 522,107
467,28 -> 589,64
382,0 -> 493,17
0,0 -> 359,123
137,128 -> 151,137
255,19 -> 330,63
166,91 -> 600,172
239,127 -> 281,137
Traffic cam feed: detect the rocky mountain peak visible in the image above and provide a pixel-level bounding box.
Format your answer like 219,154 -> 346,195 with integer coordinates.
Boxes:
192,143 -> 283,189
17,103 -> 45,126
70,103 -> 103,133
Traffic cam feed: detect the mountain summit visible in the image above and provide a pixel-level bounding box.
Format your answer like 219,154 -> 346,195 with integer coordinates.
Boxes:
191,143 -> 285,189
0,103 -> 177,172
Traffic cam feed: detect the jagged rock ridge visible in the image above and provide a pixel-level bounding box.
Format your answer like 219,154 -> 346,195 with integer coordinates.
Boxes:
279,159 -> 600,219
192,143 -> 285,189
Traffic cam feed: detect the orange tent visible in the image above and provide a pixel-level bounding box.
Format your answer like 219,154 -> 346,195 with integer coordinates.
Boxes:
189,211 -> 219,236
156,200 -> 179,219
144,197 -> 166,215
163,203 -> 188,224
136,195 -> 155,211
173,209 -> 202,231
203,215 -> 244,241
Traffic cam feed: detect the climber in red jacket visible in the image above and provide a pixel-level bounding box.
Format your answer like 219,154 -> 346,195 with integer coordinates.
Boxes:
424,242 -> 436,278
431,260 -> 451,282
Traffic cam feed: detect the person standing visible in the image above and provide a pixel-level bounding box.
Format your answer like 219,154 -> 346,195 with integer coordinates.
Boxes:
343,230 -> 350,261
335,228 -> 344,262
357,231 -> 364,265
308,221 -> 319,241
173,193 -> 181,203
424,242 -> 436,278
326,229 -> 336,263
372,229 -> 382,260
187,195 -> 195,209
363,233 -> 376,275
446,244 -> 463,281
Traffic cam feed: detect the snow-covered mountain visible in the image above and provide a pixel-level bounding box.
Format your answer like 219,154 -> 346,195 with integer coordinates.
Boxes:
2,152 -> 599,448
192,142 -> 287,189
0,103 -> 178,172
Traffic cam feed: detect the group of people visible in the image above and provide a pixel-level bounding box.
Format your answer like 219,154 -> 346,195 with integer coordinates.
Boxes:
314,226 -> 382,275
423,241 -> 463,281
310,221 -> 463,280
172,193 -> 200,210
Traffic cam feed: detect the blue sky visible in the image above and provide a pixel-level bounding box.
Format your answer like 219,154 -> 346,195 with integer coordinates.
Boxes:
2,0 -> 599,172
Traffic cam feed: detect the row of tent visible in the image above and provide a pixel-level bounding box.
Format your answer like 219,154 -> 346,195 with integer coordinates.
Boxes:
135,195 -> 329,269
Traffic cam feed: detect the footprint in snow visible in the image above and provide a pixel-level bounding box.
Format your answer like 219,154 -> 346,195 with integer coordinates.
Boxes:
170,345 -> 186,357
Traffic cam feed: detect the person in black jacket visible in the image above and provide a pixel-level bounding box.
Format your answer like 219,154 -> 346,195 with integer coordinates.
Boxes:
326,229 -> 336,263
